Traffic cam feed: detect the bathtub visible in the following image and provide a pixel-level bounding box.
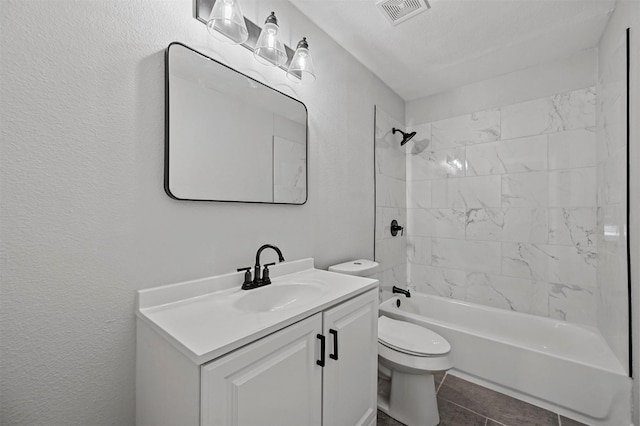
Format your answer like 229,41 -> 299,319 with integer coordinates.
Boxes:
379,294 -> 631,426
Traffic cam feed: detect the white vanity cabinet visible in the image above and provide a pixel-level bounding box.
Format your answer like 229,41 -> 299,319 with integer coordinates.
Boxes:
200,313 -> 323,426
136,261 -> 378,426
199,289 -> 378,426
322,290 -> 378,426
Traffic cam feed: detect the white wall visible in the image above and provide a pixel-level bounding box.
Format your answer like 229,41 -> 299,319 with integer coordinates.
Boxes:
0,1 -> 404,424
597,0 -> 640,423
406,48 -> 597,125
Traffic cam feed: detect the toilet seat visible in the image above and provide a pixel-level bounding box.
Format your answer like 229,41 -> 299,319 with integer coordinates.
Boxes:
378,316 -> 450,356
379,340 -> 440,357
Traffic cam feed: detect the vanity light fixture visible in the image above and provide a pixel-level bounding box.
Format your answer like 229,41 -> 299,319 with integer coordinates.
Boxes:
195,0 -> 316,82
286,37 -> 316,83
206,0 -> 248,45
253,12 -> 287,67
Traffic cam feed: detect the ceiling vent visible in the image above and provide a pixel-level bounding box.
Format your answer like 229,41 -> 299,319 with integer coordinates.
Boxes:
376,0 -> 430,26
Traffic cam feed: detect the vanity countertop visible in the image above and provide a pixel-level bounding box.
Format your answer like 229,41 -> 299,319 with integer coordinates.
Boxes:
136,258 -> 378,364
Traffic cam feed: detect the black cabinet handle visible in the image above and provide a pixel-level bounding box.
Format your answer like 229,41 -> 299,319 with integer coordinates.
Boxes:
316,334 -> 325,367
329,329 -> 338,360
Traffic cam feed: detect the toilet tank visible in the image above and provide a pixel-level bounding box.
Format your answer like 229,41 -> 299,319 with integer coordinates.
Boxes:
328,259 -> 379,278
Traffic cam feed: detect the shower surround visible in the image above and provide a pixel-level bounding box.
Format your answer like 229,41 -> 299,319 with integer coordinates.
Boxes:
374,107 -> 407,300
406,86 -> 600,326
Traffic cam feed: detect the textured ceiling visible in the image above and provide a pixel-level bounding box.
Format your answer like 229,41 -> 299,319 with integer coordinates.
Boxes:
289,0 -> 615,101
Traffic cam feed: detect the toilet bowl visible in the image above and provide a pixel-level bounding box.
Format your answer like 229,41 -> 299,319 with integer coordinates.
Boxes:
378,316 -> 453,426
327,260 -> 453,426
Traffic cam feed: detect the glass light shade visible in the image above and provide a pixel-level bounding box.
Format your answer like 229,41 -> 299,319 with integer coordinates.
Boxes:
253,12 -> 287,67
286,38 -> 316,83
206,0 -> 248,45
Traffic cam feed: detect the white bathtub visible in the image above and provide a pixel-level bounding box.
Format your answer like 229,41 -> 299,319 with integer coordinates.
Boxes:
379,294 -> 631,426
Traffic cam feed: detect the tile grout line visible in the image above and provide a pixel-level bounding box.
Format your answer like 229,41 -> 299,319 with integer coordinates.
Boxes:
437,392 -> 522,426
439,397 -> 493,422
435,373 -> 446,393
439,394 -> 561,426
437,374 -> 568,426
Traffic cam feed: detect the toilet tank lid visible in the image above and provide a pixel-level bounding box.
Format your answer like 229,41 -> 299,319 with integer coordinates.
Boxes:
378,316 -> 451,356
328,259 -> 379,276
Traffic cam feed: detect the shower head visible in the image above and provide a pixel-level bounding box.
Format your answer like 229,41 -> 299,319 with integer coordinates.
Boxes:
392,128 -> 417,146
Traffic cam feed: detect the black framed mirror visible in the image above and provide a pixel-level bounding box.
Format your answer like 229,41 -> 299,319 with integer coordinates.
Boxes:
165,42 -> 308,204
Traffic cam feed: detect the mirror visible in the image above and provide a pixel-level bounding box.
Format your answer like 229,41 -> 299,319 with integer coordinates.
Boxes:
165,42 -> 308,204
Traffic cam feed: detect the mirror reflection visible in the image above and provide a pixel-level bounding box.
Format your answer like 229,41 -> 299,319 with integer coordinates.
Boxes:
166,42 -> 308,204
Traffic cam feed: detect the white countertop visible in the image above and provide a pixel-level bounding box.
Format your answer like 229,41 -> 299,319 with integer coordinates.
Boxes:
136,258 -> 378,364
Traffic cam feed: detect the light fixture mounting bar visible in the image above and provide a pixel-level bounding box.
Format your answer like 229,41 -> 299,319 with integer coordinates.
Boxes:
195,0 -> 295,70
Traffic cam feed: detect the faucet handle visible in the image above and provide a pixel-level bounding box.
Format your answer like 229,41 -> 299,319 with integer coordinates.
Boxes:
390,219 -> 404,236
262,262 -> 276,285
237,267 -> 253,289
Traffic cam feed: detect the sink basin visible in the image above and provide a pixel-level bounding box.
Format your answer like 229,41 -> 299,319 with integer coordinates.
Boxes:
234,283 -> 326,313
136,259 -> 380,363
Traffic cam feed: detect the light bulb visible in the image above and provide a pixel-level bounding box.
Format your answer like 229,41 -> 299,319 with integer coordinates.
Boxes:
287,37 -> 316,83
206,0 -> 248,45
253,12 -> 287,67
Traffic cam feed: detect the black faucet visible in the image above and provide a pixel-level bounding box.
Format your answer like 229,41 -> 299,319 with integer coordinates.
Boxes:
239,244 -> 285,290
392,286 -> 411,298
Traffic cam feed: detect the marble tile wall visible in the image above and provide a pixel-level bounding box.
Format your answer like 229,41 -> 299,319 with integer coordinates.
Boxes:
596,33 -> 629,369
374,107 -> 407,301
406,87 -> 599,325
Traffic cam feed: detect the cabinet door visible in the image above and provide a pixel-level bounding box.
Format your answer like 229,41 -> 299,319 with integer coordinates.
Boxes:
201,314 -> 323,426
322,289 -> 378,426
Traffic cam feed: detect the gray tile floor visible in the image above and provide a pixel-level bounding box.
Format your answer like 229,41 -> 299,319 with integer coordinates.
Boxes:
377,373 -> 587,426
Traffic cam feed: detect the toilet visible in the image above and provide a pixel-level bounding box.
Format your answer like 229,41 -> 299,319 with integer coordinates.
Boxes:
328,260 -> 454,426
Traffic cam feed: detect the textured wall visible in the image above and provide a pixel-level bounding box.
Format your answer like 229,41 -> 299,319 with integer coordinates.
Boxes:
0,1 -> 404,424
406,86 -> 600,325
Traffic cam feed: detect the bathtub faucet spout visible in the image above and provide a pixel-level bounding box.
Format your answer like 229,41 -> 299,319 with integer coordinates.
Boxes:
392,286 -> 411,298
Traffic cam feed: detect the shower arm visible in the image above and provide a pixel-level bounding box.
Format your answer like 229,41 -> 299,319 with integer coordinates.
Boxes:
392,128 -> 416,146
